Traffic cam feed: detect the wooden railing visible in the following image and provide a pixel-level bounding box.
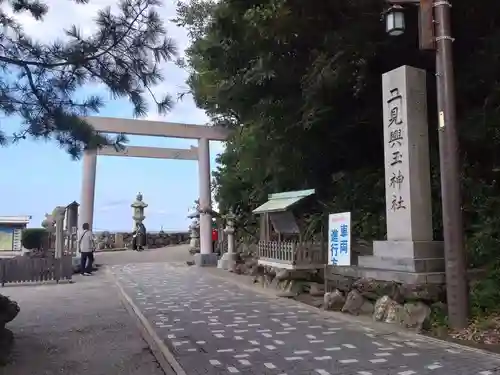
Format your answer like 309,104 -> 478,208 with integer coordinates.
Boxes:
257,241 -> 326,269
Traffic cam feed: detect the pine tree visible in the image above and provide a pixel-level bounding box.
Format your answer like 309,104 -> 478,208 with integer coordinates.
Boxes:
0,0 -> 177,157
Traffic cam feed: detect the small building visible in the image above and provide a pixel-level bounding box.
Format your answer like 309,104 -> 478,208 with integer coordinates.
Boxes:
252,189 -> 326,269
0,216 -> 32,252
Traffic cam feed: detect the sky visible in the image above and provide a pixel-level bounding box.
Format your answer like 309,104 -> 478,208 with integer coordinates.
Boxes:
0,0 -> 224,232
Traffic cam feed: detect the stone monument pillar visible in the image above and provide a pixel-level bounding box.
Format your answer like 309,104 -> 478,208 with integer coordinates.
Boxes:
217,210 -> 238,270
359,65 -> 444,283
53,206 -> 67,259
65,201 -> 79,255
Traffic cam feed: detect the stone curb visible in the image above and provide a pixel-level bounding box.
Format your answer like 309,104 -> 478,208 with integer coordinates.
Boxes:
201,267 -> 500,362
95,248 -> 128,253
105,268 -> 186,375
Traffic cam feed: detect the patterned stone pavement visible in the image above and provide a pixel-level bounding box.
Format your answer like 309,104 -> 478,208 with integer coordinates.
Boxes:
110,263 -> 500,375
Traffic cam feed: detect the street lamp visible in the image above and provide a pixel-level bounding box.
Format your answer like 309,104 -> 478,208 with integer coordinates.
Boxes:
383,0 -> 469,330
385,5 -> 405,36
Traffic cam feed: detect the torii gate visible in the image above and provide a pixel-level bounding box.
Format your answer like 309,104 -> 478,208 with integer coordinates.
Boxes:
80,116 -> 231,266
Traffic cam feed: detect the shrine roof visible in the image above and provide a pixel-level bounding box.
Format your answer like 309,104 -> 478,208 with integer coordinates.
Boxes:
252,189 -> 315,214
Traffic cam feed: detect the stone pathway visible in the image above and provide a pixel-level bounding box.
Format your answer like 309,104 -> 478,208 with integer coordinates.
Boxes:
0,272 -> 166,375
110,263 -> 500,375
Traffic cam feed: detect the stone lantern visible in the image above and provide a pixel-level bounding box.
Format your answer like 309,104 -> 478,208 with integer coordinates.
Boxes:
217,209 -> 237,270
188,202 -> 201,253
41,213 -> 55,233
131,192 -> 148,228
188,218 -> 200,252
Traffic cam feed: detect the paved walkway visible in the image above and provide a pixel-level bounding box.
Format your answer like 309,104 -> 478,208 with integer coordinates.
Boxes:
110,262 -> 500,375
0,272 -> 166,375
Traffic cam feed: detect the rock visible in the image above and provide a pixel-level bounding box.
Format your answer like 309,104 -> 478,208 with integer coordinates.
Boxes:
253,274 -> 273,288
373,295 -> 393,321
309,282 -> 325,297
399,283 -> 445,303
0,294 -> 19,327
263,267 -> 277,279
384,300 -> 404,324
324,290 -> 346,311
0,328 -> 13,365
274,269 -> 314,281
252,274 -> 263,285
400,302 -> 431,331
341,289 -> 365,315
360,299 -> 375,315
244,257 -> 258,268
352,278 -> 402,302
248,265 -> 261,276
326,274 -> 355,293
275,269 -> 289,281
230,263 -> 241,274
276,280 -> 306,297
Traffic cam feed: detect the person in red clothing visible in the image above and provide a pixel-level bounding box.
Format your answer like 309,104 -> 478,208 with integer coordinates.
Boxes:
212,228 -> 219,255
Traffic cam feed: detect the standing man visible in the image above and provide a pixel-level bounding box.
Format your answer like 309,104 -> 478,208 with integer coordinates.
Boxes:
212,226 -> 219,256
78,222 -> 95,276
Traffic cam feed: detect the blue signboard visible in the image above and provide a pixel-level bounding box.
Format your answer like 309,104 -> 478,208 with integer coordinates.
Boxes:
328,212 -> 351,266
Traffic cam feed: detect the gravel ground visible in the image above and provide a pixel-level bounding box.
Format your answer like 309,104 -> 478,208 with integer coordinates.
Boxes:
0,272 -> 166,375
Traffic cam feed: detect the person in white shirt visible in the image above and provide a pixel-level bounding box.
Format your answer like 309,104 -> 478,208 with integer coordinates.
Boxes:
78,223 -> 95,276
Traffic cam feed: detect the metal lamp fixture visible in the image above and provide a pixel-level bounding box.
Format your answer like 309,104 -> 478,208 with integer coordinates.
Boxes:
385,5 -> 405,36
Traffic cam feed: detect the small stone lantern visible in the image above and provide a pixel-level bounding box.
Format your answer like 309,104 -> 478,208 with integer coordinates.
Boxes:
217,209 -> 237,270
189,218 -> 200,252
131,192 -> 148,228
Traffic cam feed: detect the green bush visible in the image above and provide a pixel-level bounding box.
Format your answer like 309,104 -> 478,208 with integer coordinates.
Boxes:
21,228 -> 48,250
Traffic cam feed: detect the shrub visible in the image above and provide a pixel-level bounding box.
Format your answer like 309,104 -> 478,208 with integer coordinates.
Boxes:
21,228 -> 48,250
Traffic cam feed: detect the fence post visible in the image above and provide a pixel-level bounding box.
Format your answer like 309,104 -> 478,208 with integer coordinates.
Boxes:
1,261 -> 5,287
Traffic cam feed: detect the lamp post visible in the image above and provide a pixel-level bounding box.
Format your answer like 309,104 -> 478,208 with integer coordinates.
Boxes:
383,0 -> 468,329
385,5 -> 405,36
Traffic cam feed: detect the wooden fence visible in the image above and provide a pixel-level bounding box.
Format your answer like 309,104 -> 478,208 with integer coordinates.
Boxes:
0,255 -> 73,286
257,241 -> 326,269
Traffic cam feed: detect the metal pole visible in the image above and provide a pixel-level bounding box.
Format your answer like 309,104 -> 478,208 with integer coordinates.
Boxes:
433,0 -> 468,329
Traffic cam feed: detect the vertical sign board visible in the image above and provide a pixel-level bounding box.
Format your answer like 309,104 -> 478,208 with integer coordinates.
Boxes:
328,212 -> 351,266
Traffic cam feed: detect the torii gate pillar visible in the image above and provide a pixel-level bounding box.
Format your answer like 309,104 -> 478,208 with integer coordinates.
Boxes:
80,150 -> 97,230
195,137 -> 218,266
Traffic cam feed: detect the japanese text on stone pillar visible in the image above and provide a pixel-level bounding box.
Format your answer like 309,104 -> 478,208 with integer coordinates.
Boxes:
387,88 -> 406,212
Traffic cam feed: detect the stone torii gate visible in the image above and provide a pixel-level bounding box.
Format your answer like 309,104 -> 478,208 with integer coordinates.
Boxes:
80,116 -> 231,266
